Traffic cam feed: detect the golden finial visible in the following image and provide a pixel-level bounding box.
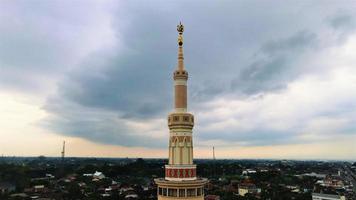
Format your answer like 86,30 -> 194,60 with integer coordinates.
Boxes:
177,22 -> 184,46
177,22 -> 184,35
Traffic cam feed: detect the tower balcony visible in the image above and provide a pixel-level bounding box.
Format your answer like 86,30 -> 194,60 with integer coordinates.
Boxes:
168,113 -> 194,130
174,70 -> 188,80
155,177 -> 208,200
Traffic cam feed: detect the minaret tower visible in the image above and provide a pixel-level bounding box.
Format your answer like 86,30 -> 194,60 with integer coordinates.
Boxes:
155,22 -> 208,200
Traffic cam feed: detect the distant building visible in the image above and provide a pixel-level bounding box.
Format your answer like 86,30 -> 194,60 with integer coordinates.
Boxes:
93,171 -> 105,179
83,173 -> 93,177
33,185 -> 45,193
83,171 -> 105,181
301,172 -> 327,179
323,175 -> 344,188
101,193 -> 111,197
45,173 -> 55,179
285,185 -> 300,193
312,193 -> 346,200
238,182 -> 261,197
242,169 -> 257,176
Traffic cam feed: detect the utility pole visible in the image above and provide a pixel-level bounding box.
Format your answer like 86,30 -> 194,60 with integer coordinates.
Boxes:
213,146 -> 217,178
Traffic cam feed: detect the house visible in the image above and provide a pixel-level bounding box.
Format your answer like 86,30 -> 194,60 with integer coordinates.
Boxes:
242,169 -> 257,176
238,181 -> 261,197
302,172 -> 327,179
93,171 -> 105,179
323,175 -> 344,188
33,185 -> 45,193
83,173 -> 93,177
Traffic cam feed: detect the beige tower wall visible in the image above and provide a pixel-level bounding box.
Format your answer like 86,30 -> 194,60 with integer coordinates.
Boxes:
169,134 -> 193,165
175,85 -> 187,109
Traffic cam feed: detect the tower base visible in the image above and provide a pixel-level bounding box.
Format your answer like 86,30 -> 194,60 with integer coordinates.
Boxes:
155,178 -> 208,200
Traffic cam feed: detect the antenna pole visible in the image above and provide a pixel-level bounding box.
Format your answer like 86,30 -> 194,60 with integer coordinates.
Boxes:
61,141 -> 65,162
213,146 -> 216,160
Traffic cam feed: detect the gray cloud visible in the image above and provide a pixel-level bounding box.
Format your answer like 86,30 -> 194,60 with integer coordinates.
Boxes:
231,31 -> 317,94
42,95 -> 167,148
260,31 -> 317,56
44,114 -> 165,148
2,0 -> 356,148
58,54 -> 172,119
328,13 -> 355,31
198,129 -> 297,147
326,12 -> 356,43
43,2 -> 356,147
0,0 -> 117,92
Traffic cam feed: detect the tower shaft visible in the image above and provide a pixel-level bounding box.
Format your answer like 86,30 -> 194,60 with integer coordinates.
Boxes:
174,46 -> 188,112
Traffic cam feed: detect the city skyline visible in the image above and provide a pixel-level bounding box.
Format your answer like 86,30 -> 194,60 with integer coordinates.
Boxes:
1,0 -> 356,160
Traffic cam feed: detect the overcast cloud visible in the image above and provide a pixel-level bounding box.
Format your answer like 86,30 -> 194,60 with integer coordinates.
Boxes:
1,0 -> 356,154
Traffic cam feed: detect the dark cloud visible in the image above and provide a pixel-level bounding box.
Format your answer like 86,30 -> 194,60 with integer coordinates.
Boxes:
2,0 -> 356,148
231,31 -> 317,94
58,54 -> 172,119
260,31 -> 317,56
328,13 -> 355,31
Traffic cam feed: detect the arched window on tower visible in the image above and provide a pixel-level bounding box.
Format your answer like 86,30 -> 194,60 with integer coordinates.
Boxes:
183,137 -> 189,164
174,137 -> 179,164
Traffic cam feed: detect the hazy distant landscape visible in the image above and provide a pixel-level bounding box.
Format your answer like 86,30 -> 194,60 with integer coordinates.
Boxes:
0,157 -> 355,199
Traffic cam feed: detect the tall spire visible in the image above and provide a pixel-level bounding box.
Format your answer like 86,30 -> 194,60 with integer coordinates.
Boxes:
177,22 -> 184,71
174,22 -> 188,112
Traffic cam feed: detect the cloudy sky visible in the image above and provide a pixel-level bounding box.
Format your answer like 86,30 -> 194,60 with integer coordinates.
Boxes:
1,0 -> 356,160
